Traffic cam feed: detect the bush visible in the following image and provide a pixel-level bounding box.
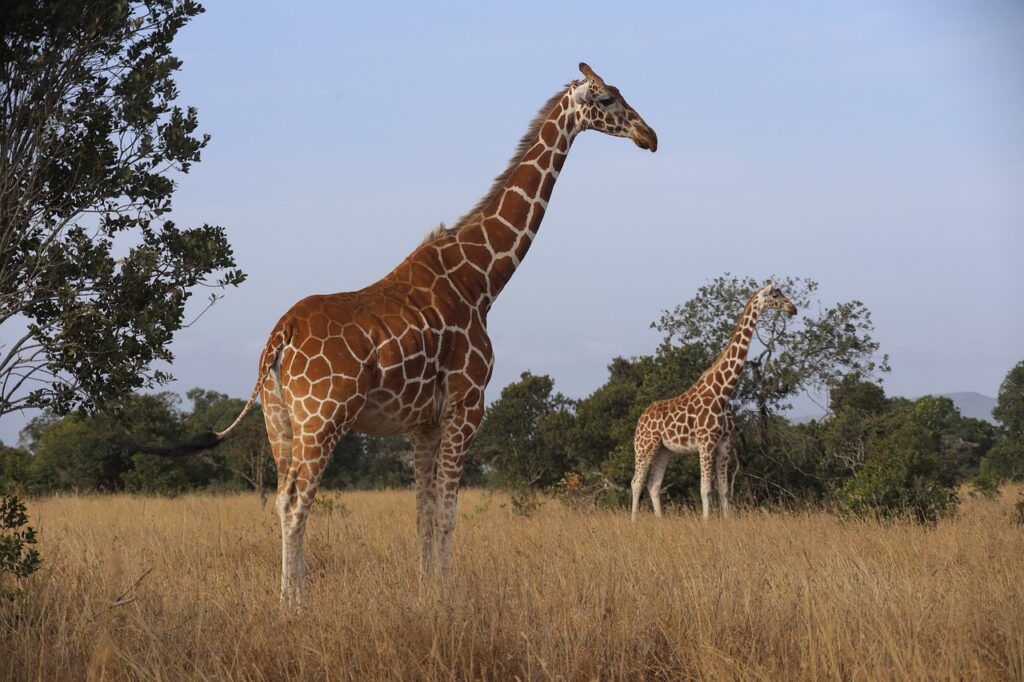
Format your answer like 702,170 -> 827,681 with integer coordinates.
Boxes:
122,454 -> 191,495
1,494 -> 41,581
832,421 -> 958,523
833,446 -> 957,524
976,441 -> 1024,487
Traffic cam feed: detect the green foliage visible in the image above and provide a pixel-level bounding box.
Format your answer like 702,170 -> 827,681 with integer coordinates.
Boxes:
830,374 -> 888,415
22,392 -> 184,492
993,360 -> 1024,438
833,423 -> 958,523
652,275 -> 889,419
310,493 -> 349,518
322,433 -> 413,490
183,389 -> 273,492
122,453 -> 190,494
974,441 -> 1024,492
0,444 -> 30,492
1,494 -> 40,580
973,360 -> 1024,494
473,372 -> 574,488
0,0 -> 244,417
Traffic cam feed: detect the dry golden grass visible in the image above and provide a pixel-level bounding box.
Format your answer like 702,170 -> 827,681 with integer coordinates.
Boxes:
2,487 -> 1022,681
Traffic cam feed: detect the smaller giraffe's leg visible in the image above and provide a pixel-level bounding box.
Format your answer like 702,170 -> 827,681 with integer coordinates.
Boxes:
698,443 -> 714,521
716,437 -> 732,519
630,436 -> 659,522
409,426 -> 441,579
646,447 -> 672,518
433,395 -> 485,576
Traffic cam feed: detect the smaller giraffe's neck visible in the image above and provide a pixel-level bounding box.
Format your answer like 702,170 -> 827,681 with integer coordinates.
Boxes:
700,296 -> 764,398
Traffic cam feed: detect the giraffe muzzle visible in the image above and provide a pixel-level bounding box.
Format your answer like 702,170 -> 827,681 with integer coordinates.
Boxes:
784,302 -> 798,316
631,125 -> 658,152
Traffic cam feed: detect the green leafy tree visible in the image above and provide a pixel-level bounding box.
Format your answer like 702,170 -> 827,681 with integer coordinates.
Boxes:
122,452 -> 190,494
474,372 -> 574,488
23,391 -> 182,492
182,388 -> 273,497
0,0 -> 244,417
829,373 -> 888,416
0,443 -> 30,492
653,275 -> 889,425
975,441 -> 1024,487
570,277 -> 888,510
834,422 -> 958,523
975,360 -> 1024,490
993,360 -> 1024,439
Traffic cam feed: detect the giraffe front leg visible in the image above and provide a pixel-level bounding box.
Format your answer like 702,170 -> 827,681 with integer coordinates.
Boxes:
433,396 -> 485,576
716,437 -> 732,519
409,426 -> 441,580
699,443 -> 714,521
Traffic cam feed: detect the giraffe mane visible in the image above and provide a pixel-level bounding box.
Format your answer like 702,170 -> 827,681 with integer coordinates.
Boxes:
419,82 -> 577,246
418,222 -> 449,246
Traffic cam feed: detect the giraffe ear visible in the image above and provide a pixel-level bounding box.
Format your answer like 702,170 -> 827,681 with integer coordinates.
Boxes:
579,62 -> 607,88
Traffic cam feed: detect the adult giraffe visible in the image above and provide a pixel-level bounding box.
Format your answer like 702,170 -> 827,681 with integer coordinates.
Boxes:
630,283 -> 797,522
178,63 -> 656,602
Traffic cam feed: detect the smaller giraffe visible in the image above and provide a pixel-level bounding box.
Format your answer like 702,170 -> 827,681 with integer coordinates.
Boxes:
631,282 -> 797,521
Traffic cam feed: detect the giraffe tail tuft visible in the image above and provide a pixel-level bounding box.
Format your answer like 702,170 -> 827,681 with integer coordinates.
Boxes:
120,431 -> 225,458
119,326 -> 287,458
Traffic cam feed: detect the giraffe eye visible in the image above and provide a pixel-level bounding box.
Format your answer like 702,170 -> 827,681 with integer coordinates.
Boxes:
598,96 -> 614,106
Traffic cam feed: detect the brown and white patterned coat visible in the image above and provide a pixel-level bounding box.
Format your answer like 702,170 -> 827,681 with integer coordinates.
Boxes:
631,284 -> 796,521
198,64 -> 656,602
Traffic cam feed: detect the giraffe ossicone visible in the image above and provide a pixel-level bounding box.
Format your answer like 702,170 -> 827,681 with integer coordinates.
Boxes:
171,63 -> 657,603
631,283 -> 797,522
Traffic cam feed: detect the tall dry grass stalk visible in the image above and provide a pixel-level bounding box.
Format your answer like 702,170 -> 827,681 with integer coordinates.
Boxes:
2,487 -> 1022,680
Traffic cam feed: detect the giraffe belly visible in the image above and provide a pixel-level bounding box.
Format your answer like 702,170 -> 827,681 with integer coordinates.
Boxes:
352,386 -> 438,436
663,438 -> 700,456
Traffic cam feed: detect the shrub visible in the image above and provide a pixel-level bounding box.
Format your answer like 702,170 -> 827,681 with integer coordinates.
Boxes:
831,425 -> 958,520
122,454 -> 191,495
975,441 -> 1024,489
1,494 -> 41,581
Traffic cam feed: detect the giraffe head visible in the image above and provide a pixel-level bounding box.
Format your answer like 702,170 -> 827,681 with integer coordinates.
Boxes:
757,281 -> 798,316
573,63 -> 658,152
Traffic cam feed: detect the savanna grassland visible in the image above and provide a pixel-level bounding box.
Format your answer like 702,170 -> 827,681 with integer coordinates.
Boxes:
3,488 -> 1023,681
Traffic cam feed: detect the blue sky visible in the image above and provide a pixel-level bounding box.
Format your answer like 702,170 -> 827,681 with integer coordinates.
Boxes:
3,1 -> 1023,443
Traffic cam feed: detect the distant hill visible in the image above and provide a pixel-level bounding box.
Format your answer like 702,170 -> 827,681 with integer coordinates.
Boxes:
937,392 -> 997,424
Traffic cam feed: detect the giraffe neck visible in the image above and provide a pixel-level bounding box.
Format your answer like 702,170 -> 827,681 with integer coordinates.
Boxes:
444,83 -> 581,308
701,296 -> 764,399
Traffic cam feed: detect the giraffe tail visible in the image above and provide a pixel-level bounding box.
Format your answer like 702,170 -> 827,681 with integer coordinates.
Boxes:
123,328 -> 288,458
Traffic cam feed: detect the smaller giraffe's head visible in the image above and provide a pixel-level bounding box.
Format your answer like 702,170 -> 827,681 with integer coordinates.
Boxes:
757,281 -> 798,316
573,63 -> 658,152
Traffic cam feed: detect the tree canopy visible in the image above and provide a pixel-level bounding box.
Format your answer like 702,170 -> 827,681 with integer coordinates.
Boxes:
0,0 -> 243,417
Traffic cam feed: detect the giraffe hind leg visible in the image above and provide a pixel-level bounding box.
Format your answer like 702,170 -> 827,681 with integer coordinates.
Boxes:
261,366 -> 292,493
716,437 -> 733,518
631,437 -> 660,522
409,425 -> 441,581
646,447 -> 672,518
276,376 -> 368,606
